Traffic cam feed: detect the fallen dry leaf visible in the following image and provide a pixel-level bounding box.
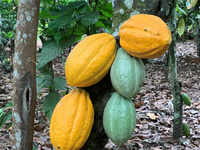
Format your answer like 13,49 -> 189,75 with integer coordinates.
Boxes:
147,112 -> 158,120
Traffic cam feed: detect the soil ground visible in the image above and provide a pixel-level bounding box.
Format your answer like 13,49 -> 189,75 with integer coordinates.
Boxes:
0,40 -> 200,150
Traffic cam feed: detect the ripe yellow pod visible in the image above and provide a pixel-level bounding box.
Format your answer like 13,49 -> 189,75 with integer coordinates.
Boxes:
50,88 -> 94,150
119,14 -> 172,58
65,33 -> 116,87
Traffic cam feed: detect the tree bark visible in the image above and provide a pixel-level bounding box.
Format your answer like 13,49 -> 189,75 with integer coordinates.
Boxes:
196,20 -> 200,57
12,0 -> 40,149
168,0 -> 183,140
83,75 -> 113,150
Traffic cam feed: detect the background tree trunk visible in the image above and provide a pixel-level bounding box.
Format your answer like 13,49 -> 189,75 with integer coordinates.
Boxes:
196,20 -> 200,57
12,0 -> 40,149
0,14 -> 2,50
168,0 -> 183,140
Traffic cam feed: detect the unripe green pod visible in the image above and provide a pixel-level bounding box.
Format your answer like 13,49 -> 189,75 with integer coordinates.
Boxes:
110,48 -> 145,98
103,92 -> 136,145
181,93 -> 191,106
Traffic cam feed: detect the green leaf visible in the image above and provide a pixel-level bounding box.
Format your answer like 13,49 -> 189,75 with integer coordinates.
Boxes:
100,2 -> 112,12
78,2 -> 91,14
54,32 -> 62,46
5,101 -> 13,107
196,14 -> 200,19
68,1 -> 87,9
59,35 -> 80,49
37,41 -> 63,69
101,10 -> 112,18
186,0 -> 198,9
187,24 -> 193,31
53,77 -> 66,90
176,5 -> 187,15
48,15 -> 73,29
0,110 -> 12,129
42,92 -> 60,120
0,102 -> 13,129
81,12 -> 99,26
95,21 -> 106,28
36,73 -> 53,93
39,9 -> 54,19
177,18 -> 185,37
7,31 -> 14,38
32,145 -> 37,150
0,109 -> 4,119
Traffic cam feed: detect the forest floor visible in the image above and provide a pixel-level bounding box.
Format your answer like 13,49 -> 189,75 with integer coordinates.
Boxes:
0,40 -> 200,150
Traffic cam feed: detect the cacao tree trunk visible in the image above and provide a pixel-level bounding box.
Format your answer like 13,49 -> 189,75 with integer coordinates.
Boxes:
168,0 -> 183,140
12,0 -> 40,149
82,75 -> 113,150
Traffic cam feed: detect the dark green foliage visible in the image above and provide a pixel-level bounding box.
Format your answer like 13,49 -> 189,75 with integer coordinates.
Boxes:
0,0 -> 16,71
53,77 -> 66,90
0,0 -> 16,44
39,0 -> 112,47
37,41 -> 63,69
42,92 -> 61,120
176,0 -> 200,39
36,71 -> 53,93
0,101 -> 13,129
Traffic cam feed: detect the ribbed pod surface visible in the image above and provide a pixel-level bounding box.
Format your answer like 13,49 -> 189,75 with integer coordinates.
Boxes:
103,92 -> 136,145
119,14 -> 172,58
50,89 -> 94,150
65,33 -> 116,87
110,48 -> 145,98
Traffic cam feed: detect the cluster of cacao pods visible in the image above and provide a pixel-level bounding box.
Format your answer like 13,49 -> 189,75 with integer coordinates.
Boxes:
49,14 -> 172,149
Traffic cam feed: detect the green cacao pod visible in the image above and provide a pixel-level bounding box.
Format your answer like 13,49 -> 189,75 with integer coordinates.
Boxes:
180,93 -> 192,106
103,92 -> 136,145
110,48 -> 145,98
182,123 -> 190,137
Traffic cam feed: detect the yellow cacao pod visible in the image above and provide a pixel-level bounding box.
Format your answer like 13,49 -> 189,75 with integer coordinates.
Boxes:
50,89 -> 94,150
119,14 -> 172,58
65,33 -> 116,87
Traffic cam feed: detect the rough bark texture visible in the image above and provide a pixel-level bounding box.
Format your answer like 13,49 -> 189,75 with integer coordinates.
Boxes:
196,20 -> 200,57
168,0 -> 183,140
83,75 -> 114,150
12,0 -> 40,149
195,2 -> 200,57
